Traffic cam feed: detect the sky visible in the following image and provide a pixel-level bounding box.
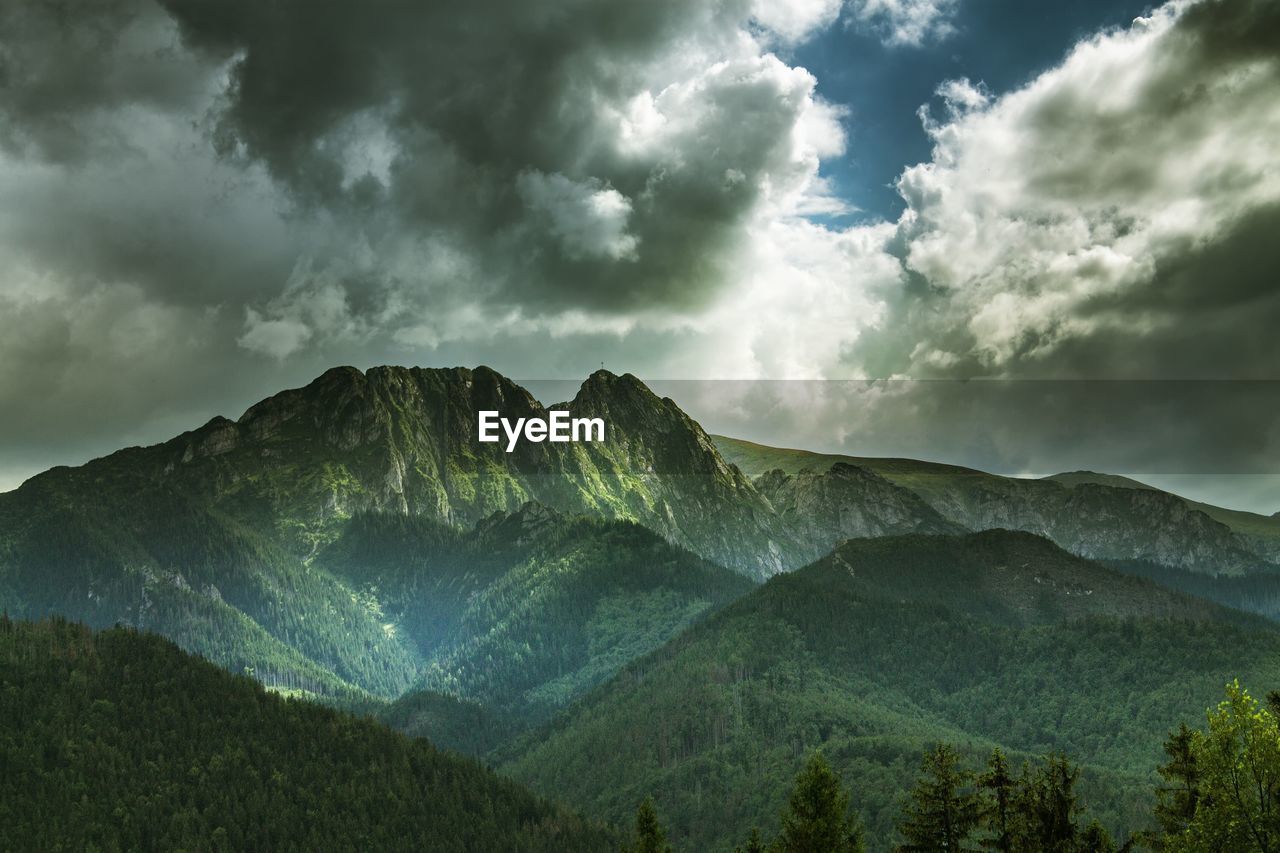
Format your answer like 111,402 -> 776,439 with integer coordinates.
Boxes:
795,0 -> 1158,220
1,0 -> 1279,512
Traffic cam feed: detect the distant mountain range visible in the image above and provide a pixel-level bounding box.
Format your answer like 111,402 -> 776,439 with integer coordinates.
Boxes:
4,365 -> 1280,849
3,364 -> 1277,693
715,436 -> 1280,574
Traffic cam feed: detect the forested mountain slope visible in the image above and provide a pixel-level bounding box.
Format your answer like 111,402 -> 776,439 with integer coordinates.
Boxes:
0,490 -> 752,727
316,502 -> 754,723
0,471 -> 414,697
0,617 -> 613,852
500,530 -> 1280,851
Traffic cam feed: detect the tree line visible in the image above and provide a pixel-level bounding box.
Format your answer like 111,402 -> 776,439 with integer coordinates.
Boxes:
622,680 -> 1280,852
7,611 -> 1280,852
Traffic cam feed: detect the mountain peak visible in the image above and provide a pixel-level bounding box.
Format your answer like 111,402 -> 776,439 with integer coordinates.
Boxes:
1045,470 -> 1158,492
315,364 -> 364,383
168,364 -> 795,577
5,364 -> 796,579
573,369 -> 653,403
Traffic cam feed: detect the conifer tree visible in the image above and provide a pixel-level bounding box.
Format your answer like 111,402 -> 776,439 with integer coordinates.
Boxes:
896,743 -> 980,852
777,752 -> 866,853
1016,753 -> 1081,853
977,749 -> 1014,852
1154,723 -> 1200,840
630,796 -> 672,853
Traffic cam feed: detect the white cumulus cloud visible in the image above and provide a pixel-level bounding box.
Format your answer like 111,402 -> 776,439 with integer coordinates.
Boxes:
849,0 -> 960,46
516,171 -> 639,261
865,0 -> 1280,377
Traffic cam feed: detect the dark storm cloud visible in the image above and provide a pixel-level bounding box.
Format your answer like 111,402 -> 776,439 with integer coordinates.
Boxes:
0,4 -> 326,484
2,0 -> 1279,515
0,0 -> 305,310
1043,204 -> 1280,380
157,0 -> 823,313
0,0 -> 853,491
1177,0 -> 1280,63
0,0 -> 209,162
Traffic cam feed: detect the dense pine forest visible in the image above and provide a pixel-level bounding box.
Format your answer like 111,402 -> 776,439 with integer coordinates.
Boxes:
614,679 -> 1280,852
1106,558 -> 1280,622
10,526 -> 1280,849
0,617 -> 612,852
620,679 -> 1280,852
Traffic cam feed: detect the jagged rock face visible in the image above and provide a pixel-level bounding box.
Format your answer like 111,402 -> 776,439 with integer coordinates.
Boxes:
162,366 -> 552,541
139,366 -> 795,578
471,501 -> 566,549
564,371 -> 795,577
1238,533 -> 1280,564
755,463 -> 965,562
715,436 -> 1278,577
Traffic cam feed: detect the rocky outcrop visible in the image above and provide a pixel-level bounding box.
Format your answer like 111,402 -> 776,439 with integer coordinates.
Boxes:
563,371 -> 796,577
910,477 -> 1262,575
755,463 -> 964,562
714,435 -> 1277,576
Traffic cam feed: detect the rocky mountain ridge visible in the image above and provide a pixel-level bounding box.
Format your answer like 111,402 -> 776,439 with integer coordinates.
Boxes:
715,436 -> 1279,576
141,366 -> 795,578
7,366 -> 1275,593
